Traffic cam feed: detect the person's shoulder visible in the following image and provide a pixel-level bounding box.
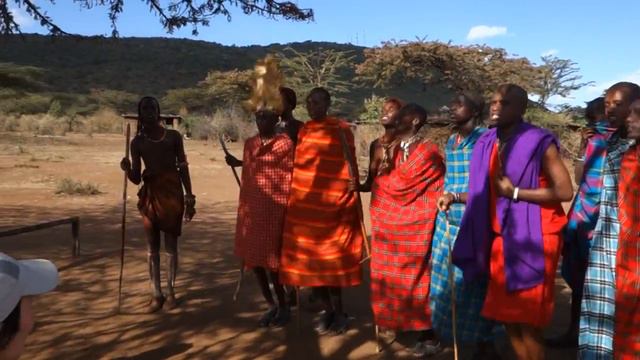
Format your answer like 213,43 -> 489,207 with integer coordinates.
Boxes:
274,133 -> 294,147
166,128 -> 182,138
131,134 -> 144,146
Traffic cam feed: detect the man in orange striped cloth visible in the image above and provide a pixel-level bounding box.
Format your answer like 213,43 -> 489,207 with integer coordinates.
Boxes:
279,87 -> 364,335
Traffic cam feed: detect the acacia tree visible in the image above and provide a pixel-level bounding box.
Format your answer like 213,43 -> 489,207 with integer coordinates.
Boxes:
536,55 -> 593,107
356,40 -> 544,98
199,68 -> 252,106
1,0 -> 313,36
279,47 -> 356,109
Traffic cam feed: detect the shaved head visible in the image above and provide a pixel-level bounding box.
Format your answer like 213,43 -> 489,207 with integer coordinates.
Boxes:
607,82 -> 640,100
496,84 -> 528,111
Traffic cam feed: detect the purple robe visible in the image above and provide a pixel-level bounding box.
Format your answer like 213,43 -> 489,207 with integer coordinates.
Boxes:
452,122 -> 558,292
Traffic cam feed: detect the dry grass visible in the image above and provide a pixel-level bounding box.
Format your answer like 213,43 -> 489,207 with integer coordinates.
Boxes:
187,107 -> 256,142
14,164 -> 40,169
55,178 -> 103,196
82,108 -> 123,135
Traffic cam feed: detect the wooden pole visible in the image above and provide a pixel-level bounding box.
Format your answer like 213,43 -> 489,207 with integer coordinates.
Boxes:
445,215 -> 459,360
117,123 -> 131,312
217,134 -> 244,301
337,128 -> 372,261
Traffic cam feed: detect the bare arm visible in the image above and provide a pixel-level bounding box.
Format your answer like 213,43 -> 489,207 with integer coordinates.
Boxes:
176,133 -> 193,196
574,160 -> 584,186
127,138 -> 142,185
359,140 -> 377,193
437,192 -> 468,212
496,144 -> 573,204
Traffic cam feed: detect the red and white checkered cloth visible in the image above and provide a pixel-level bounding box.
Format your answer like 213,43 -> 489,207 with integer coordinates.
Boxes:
234,134 -> 294,271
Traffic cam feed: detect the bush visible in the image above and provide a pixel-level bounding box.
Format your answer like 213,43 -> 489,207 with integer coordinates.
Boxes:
55,178 -> 102,196
3,114 -> 68,136
526,108 -> 581,159
0,94 -> 51,114
358,95 -> 385,124
48,100 -> 65,118
82,108 -> 123,134
188,106 -> 255,142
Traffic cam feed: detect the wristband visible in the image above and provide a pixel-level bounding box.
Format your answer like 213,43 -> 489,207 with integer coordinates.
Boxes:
513,187 -> 520,202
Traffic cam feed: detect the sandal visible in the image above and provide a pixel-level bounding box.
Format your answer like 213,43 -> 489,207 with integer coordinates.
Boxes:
411,339 -> 443,358
314,310 -> 335,334
329,312 -> 349,335
258,307 -> 278,327
147,296 -> 165,314
271,307 -> 291,327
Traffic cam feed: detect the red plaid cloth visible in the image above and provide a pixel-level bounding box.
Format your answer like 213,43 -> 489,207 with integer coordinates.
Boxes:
234,134 -> 294,270
615,145 -> 640,359
369,140 -> 444,330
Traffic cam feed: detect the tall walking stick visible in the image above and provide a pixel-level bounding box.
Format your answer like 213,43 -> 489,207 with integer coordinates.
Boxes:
117,123 -> 131,312
337,128 -> 372,262
445,213 -> 459,360
218,134 -> 241,186
217,134 -> 244,301
337,128 -> 378,351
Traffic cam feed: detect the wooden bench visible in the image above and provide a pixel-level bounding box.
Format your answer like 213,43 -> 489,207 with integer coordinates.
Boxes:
0,217 -> 80,257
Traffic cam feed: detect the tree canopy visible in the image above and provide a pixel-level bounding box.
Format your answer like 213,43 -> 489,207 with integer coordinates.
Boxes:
356,40 -> 544,98
2,0 -> 314,36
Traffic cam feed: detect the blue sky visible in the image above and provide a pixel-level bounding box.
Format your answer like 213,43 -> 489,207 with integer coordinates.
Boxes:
9,0 -> 640,106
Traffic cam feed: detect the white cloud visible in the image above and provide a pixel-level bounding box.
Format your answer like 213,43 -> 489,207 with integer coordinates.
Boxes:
541,49 -> 558,57
9,6 -> 34,28
466,25 -> 508,41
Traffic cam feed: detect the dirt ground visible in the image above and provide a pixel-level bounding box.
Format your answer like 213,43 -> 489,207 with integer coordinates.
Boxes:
0,132 -> 577,359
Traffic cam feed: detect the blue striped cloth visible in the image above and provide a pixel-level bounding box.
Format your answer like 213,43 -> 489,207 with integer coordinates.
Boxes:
579,134 -> 635,359
429,127 -> 500,343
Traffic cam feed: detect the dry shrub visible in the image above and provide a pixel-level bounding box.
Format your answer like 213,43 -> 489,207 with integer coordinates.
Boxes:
82,108 -> 122,135
0,114 -> 67,136
188,107 -> 255,142
55,178 -> 102,196
526,108 -> 581,159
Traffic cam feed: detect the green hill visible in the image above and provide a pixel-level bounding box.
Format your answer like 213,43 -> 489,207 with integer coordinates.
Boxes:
0,34 -> 452,116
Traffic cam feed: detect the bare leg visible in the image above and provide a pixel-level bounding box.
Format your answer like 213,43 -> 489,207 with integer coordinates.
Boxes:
269,271 -> 287,308
328,287 -> 343,314
164,233 -> 179,309
328,287 -> 349,334
506,324 -> 528,360
253,267 -> 275,306
254,267 -> 277,327
270,271 -> 291,327
143,216 -> 163,313
521,325 -> 545,360
314,287 -> 335,333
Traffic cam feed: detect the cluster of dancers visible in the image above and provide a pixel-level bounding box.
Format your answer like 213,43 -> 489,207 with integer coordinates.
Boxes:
120,57 -> 640,359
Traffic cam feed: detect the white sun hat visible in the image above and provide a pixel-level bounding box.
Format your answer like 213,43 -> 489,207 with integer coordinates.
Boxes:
0,252 -> 58,322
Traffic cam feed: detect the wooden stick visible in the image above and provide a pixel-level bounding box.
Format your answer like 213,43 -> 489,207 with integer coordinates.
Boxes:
445,215 -> 459,360
218,134 -> 241,187
375,324 -> 381,353
337,128 -> 372,261
217,133 -> 244,301
296,286 -> 301,332
117,123 -> 131,312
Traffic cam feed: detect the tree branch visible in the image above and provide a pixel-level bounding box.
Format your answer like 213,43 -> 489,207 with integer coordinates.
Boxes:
4,0 -> 313,36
